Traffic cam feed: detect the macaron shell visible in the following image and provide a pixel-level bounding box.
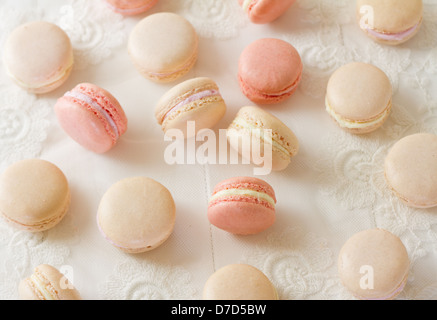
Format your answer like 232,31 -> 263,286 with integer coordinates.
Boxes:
326,62 -> 392,132
19,264 -> 81,300
238,38 -> 302,104
385,133 -> 437,208
203,264 -> 278,300
3,21 -> 73,93
0,159 -> 70,232
54,83 -> 127,154
128,13 -> 198,82
338,229 -> 409,300
240,0 -> 296,24
97,177 -> 176,253
357,0 -> 423,34
105,0 -> 158,15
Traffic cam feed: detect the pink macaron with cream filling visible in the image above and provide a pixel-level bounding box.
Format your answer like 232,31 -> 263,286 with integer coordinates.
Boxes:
55,83 -> 128,153
239,0 -> 296,24
208,177 -> 276,235
238,38 -> 302,105
104,0 -> 158,15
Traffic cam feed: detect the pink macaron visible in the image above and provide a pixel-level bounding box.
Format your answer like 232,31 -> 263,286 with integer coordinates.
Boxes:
239,0 -> 296,24
55,83 -> 128,154
104,0 -> 158,15
208,177 -> 276,235
238,38 -> 302,105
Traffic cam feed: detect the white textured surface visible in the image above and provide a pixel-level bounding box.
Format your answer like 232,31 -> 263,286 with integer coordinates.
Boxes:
1,0 -> 437,300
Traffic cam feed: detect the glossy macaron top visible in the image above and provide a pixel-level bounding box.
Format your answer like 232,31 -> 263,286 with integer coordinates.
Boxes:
155,77 -> 226,138
19,264 -> 81,300
385,133 -> 437,208
3,21 -> 73,94
97,177 -> 176,253
105,0 -> 158,15
55,83 -> 128,154
203,264 -> 278,300
238,38 -> 302,104
357,0 -> 423,34
0,159 -> 70,232
326,62 -> 392,131
128,12 -> 198,82
338,228 -> 409,300
239,0 -> 296,24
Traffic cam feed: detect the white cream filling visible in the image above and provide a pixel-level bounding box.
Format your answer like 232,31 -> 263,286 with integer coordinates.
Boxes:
210,188 -> 275,207
30,274 -> 56,300
325,97 -> 391,129
242,0 -> 253,11
231,117 -> 291,157
65,90 -> 119,139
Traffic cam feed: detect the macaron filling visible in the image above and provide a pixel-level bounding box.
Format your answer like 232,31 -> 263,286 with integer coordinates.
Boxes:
230,117 -> 292,157
209,188 -> 276,208
364,20 -> 421,42
64,90 -> 120,139
162,89 -> 221,122
325,96 -> 392,130
242,0 -> 255,12
26,271 -> 58,300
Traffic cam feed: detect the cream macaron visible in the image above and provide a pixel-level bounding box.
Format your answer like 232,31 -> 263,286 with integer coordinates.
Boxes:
97,177 -> 176,253
203,264 -> 278,300
357,0 -> 423,45
338,229 -> 409,300
128,12 -> 198,83
155,77 -> 226,139
326,62 -> 392,134
0,159 -> 71,232
385,133 -> 437,208
3,21 -> 74,94
19,264 -> 81,300
227,106 -> 299,172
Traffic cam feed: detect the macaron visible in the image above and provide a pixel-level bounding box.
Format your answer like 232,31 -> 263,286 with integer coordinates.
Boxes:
19,264 -> 82,300
55,83 -> 128,154
208,177 -> 276,235
104,0 -> 158,15
97,177 -> 176,254
0,159 -> 70,232
128,12 -> 198,83
338,228 -> 409,300
203,264 -> 278,300
384,133 -> 437,208
227,106 -> 299,172
238,38 -> 302,105
357,0 -> 423,45
3,21 -> 74,94
155,77 -> 227,139
239,0 -> 296,24
325,62 -> 392,134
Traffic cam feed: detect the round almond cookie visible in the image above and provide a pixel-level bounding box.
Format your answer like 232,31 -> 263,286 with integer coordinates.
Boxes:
203,264 -> 278,300
238,38 -> 302,105
239,0 -> 296,24
208,177 -> 276,235
97,177 -> 176,253
385,133 -> 437,208
3,21 -> 74,94
128,12 -> 198,83
19,264 -> 82,300
105,0 -> 158,15
0,159 -> 71,232
155,77 -> 227,139
326,62 -> 392,134
338,229 -> 409,300
357,0 -> 423,45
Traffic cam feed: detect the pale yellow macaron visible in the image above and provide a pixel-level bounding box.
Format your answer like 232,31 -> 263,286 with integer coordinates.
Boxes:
357,0 -> 423,45
19,264 -> 82,300
326,62 -> 392,134
203,264 -> 278,300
